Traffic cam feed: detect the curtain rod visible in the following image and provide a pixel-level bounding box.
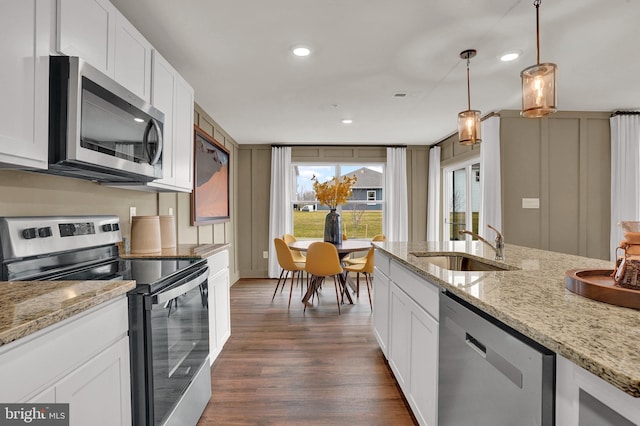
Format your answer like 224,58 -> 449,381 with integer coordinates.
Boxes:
611,111 -> 640,117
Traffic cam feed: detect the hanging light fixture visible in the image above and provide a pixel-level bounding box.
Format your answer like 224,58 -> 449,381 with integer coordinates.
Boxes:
521,0 -> 557,118
458,49 -> 481,146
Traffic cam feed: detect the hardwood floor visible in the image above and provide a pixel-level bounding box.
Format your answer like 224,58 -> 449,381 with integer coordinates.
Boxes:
197,278 -> 417,425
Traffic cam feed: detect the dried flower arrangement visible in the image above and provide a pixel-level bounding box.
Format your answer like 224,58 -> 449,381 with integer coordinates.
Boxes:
311,174 -> 358,209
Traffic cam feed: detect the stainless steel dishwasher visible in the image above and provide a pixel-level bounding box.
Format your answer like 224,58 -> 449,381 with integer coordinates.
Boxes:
438,291 -> 555,425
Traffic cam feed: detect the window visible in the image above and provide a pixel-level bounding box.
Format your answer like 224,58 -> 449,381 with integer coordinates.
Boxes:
443,159 -> 480,241
292,163 -> 384,239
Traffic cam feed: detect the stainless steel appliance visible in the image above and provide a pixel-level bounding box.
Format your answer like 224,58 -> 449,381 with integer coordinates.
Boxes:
48,56 -> 164,183
0,216 -> 211,426
438,291 -> 555,425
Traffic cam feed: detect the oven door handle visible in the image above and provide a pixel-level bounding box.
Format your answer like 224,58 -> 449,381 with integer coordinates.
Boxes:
152,269 -> 208,305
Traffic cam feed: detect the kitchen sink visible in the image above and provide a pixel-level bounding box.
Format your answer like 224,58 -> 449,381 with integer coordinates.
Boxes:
409,253 -> 516,271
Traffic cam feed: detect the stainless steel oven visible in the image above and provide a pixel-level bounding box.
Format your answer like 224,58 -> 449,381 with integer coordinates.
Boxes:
48,56 -> 164,183
0,216 -> 211,426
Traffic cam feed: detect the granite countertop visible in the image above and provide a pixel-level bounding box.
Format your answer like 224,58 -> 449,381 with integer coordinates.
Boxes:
119,243 -> 230,259
0,280 -> 135,348
374,241 -> 640,397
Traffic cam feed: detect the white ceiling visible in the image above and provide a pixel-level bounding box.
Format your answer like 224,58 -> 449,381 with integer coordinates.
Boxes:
110,0 -> 640,145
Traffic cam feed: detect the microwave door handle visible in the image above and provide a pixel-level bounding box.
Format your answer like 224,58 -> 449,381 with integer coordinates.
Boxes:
152,270 -> 208,305
143,118 -> 163,166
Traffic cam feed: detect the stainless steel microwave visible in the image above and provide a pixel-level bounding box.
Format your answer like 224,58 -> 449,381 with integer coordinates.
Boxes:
48,56 -> 164,183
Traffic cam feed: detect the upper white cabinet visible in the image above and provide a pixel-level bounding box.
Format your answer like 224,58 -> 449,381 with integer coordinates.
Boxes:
146,51 -> 194,193
57,0 -> 152,102
0,0 -> 52,169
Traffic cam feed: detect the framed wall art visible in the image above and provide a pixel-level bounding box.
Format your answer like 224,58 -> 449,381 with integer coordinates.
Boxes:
191,125 -> 230,225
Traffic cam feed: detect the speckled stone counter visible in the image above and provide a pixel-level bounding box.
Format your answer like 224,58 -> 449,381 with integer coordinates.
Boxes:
0,280 -> 135,347
119,243 -> 230,259
374,241 -> 640,397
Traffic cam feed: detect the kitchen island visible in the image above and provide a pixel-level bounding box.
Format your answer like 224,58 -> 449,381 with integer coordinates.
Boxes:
373,241 -> 640,425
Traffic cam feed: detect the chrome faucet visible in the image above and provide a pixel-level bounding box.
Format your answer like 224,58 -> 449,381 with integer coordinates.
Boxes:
459,224 -> 504,260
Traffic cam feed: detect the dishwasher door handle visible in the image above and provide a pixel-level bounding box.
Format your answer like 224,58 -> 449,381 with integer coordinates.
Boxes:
465,332 -> 523,388
465,333 -> 487,358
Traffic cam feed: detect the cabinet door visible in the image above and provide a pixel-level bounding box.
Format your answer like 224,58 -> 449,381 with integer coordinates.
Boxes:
55,336 -> 132,426
57,0 -> 115,77
407,298 -> 438,426
388,283 -> 411,394
0,0 -> 50,169
114,13 -> 152,101
209,269 -> 231,362
151,52 -> 176,186
372,266 -> 390,357
173,74 -> 195,191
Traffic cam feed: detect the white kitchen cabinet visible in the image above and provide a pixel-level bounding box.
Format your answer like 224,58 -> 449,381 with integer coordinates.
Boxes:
556,355 -> 640,426
0,297 -> 131,426
376,249 -> 440,426
0,0 -> 52,169
146,51 -> 194,193
57,0 -> 152,101
113,13 -> 152,101
373,264 -> 390,357
207,250 -> 231,364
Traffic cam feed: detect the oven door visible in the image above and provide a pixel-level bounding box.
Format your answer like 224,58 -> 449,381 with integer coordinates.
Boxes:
145,266 -> 210,426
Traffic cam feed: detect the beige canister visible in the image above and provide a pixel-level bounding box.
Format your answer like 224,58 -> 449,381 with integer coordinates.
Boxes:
159,215 -> 177,249
130,215 -> 161,254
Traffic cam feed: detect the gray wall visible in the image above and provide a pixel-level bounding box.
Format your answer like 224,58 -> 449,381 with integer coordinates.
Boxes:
237,145 -> 430,278
438,110 -> 611,260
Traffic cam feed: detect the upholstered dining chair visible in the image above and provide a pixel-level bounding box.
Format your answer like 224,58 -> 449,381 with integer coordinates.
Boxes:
273,238 -> 305,308
343,247 -> 375,310
304,242 -> 344,314
282,233 -> 306,264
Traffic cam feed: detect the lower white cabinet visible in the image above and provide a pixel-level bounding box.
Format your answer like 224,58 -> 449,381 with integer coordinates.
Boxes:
556,355 -> 640,426
0,297 -> 131,426
207,250 -> 231,363
375,249 -> 439,426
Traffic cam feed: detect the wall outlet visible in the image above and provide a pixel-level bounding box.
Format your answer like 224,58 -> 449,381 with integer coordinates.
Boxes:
129,206 -> 137,224
168,207 -> 174,216
263,251 -> 269,259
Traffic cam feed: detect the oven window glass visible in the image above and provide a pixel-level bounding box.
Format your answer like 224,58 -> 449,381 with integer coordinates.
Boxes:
80,77 -> 162,167
150,279 -> 209,425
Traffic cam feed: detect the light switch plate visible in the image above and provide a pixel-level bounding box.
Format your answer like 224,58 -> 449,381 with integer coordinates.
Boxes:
263,251 -> 269,259
129,206 -> 137,224
522,198 -> 540,209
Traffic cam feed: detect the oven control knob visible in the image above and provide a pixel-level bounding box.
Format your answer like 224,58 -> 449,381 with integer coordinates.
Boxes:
22,228 -> 37,239
112,223 -> 120,231
38,227 -> 52,238
102,224 -> 113,232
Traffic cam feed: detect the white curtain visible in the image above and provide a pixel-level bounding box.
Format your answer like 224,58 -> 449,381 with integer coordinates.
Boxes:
610,114 -> 640,260
268,146 -> 292,278
427,146 -> 441,241
384,147 -> 408,241
478,115 -> 502,240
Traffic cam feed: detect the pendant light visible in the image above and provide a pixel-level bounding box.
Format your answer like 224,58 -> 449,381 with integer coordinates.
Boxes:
458,49 -> 481,146
521,0 -> 557,118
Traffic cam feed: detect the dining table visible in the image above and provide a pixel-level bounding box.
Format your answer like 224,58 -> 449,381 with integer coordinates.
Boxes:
288,239 -> 373,306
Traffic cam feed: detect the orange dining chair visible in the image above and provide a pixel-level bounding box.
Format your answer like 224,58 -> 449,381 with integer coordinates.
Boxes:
273,238 -> 305,308
343,247 -> 375,310
282,233 -> 306,264
304,242 -> 344,314
344,234 -> 385,267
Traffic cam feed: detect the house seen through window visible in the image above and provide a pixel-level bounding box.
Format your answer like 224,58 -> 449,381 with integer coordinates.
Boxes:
292,163 -> 384,239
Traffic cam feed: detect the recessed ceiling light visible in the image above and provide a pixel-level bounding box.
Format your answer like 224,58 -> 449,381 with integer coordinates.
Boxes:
500,52 -> 520,62
134,118 -> 144,123
341,119 -> 353,124
292,46 -> 311,57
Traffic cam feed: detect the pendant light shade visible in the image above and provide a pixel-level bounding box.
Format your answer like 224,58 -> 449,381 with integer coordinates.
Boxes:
458,49 -> 481,145
521,0 -> 557,118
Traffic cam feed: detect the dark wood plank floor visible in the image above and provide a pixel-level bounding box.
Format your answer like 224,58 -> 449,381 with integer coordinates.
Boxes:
197,278 -> 416,425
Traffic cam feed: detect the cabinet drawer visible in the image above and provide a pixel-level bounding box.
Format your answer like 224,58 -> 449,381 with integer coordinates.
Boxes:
374,249 -> 391,277
207,250 -> 229,277
390,259 -> 439,319
0,297 -> 128,401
